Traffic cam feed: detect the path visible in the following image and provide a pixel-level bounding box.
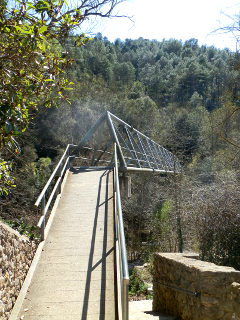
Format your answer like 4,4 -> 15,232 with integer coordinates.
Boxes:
12,168 -> 116,320
129,300 -> 177,320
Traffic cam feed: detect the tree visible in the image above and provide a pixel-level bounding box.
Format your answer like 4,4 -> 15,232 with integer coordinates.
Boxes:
215,11 -> 240,149
0,0 -> 124,194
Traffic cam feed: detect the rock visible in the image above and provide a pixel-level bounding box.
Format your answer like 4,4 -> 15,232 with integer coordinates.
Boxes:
0,222 -> 37,319
153,253 -> 240,320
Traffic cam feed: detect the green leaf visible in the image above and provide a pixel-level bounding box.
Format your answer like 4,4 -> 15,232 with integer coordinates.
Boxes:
38,26 -> 47,34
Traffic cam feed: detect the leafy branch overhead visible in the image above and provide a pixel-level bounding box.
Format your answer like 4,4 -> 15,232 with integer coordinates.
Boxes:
0,0 -> 124,148
0,0 -> 124,194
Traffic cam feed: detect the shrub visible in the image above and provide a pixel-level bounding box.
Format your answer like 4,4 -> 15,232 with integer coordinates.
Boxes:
129,268 -> 148,297
193,175 -> 240,269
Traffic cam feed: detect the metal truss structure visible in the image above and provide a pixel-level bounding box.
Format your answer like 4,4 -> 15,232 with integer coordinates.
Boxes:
72,111 -> 180,174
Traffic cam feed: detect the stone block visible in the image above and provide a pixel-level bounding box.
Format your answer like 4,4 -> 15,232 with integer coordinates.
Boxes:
153,253 -> 240,320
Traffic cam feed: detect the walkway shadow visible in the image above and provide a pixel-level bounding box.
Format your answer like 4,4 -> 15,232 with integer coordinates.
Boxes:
81,169 -> 115,320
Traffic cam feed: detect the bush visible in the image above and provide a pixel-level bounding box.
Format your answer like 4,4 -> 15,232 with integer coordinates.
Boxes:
193,175 -> 240,269
129,268 -> 148,297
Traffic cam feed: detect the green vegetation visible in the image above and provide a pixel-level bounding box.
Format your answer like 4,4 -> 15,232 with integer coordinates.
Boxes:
129,268 -> 148,298
4,218 -> 40,241
0,0 -> 123,194
0,159 -> 15,195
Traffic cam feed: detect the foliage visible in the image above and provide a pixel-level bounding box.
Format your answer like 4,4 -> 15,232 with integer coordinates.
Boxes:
5,218 -> 40,240
0,0 -> 124,147
0,0 -> 124,192
0,159 -> 15,195
152,200 -> 173,250
129,268 -> 148,297
192,177 -> 240,269
1,0 -> 73,147
69,37 -> 234,109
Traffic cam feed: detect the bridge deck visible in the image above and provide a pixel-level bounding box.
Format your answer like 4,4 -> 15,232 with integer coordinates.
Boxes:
15,168 -> 116,320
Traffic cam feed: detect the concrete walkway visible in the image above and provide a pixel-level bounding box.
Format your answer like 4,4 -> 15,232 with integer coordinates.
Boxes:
13,168 -> 116,320
130,300 -> 177,320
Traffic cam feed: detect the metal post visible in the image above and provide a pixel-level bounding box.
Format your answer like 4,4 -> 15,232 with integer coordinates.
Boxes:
58,162 -> 63,194
123,280 -> 129,320
107,112 -> 127,169
114,143 -> 129,320
67,145 -> 70,169
136,133 -> 151,168
125,126 -> 141,168
41,195 -> 46,241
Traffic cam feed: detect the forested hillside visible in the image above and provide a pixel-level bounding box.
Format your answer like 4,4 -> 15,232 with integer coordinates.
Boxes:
1,34 -> 240,268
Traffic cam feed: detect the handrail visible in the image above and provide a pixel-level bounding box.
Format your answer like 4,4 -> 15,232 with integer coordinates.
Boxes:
35,144 -> 75,207
114,142 -> 129,320
35,144 -> 76,241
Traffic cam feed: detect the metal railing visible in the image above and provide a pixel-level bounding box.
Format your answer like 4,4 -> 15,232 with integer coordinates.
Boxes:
73,111 -> 180,173
74,145 -> 114,166
35,144 -> 76,241
113,143 -> 129,320
108,112 -> 181,173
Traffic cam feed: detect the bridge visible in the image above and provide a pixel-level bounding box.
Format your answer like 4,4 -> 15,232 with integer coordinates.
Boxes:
10,111 -> 180,320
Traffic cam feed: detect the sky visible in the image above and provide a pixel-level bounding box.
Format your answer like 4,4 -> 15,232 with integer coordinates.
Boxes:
86,0 -> 240,51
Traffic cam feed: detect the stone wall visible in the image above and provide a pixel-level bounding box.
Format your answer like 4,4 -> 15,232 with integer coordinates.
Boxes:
0,221 -> 37,320
153,253 -> 240,320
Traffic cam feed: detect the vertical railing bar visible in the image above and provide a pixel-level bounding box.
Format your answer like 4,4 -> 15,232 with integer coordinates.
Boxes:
35,144 -> 73,207
93,139 -> 113,166
153,141 -> 167,170
114,143 -> 129,320
58,161 -> 63,194
106,112 -> 127,169
168,152 -> 175,171
152,142 -> 167,171
136,132 -> 151,168
41,196 -> 45,241
146,139 -> 160,169
157,145 -> 170,171
67,145 -> 71,169
151,142 -> 162,169
115,126 -> 132,161
36,144 -> 76,242
167,150 -> 176,171
128,131 -> 145,163
114,125 -> 135,166
120,147 -> 146,162
125,126 -> 141,168
142,137 -> 156,169
163,148 -> 173,171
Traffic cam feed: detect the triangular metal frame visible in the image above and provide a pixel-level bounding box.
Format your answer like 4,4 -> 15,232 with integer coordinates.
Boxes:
72,111 -> 180,173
